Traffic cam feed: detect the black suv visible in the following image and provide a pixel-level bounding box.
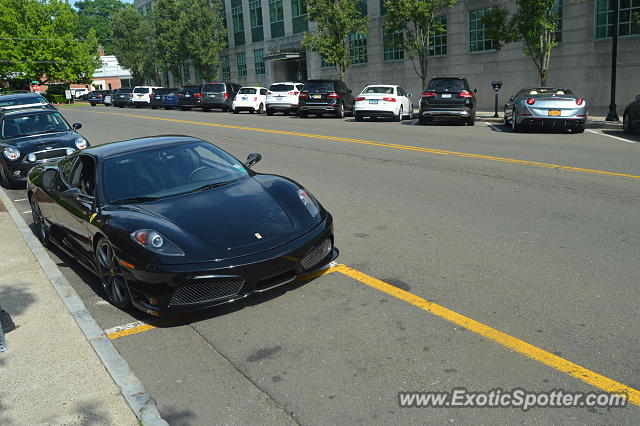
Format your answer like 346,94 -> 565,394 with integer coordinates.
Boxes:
88,90 -> 112,106
0,108 -> 89,188
150,88 -> 176,109
178,86 -> 203,110
113,88 -> 134,108
200,82 -> 241,111
419,76 -> 477,125
298,80 -> 355,118
0,92 -> 54,111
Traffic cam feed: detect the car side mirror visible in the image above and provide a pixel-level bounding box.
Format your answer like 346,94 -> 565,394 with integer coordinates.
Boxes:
473,88 -> 478,94
508,96 -> 514,102
407,93 -> 412,97
244,153 -> 262,168
72,122 -> 82,130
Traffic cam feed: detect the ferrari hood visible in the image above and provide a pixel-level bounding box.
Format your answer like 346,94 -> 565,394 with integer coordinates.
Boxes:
135,178 -> 297,258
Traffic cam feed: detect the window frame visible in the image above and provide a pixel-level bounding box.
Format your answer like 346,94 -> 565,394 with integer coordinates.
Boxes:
469,8 -> 495,53
236,52 -> 247,78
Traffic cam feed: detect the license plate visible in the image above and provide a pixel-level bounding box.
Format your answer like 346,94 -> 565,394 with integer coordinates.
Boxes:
548,110 -> 561,116
312,94 -> 322,99
441,94 -> 452,98
185,94 -> 191,97
369,100 -> 378,104
242,96 -> 248,101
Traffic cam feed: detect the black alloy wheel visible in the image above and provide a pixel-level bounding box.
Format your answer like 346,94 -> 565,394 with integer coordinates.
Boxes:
30,197 -> 49,246
96,240 -> 132,309
336,103 -> 344,119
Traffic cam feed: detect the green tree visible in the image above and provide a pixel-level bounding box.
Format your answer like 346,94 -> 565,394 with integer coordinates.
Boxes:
111,6 -> 158,84
302,0 -> 368,80
0,0 -> 100,86
153,0 -> 188,84
383,0 -> 456,90
75,0 -> 128,55
482,0 -> 563,86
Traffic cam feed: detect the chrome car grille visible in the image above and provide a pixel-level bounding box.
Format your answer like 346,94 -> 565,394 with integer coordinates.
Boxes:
34,148 -> 68,161
169,278 -> 245,306
300,239 -> 332,270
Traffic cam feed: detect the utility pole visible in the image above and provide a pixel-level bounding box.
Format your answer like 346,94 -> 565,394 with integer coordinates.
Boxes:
606,0 -> 619,121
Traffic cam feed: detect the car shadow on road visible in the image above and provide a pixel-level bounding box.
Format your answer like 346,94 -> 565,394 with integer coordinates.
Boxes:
601,129 -> 640,143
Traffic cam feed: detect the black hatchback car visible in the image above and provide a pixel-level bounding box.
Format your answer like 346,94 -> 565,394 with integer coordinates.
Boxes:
178,86 -> 202,110
200,82 -> 241,111
113,88 -> 134,108
623,94 -> 640,134
298,80 -> 355,118
0,109 -> 89,188
0,92 -> 54,111
419,76 -> 477,125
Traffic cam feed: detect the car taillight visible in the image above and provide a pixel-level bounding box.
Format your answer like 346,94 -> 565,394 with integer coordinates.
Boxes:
527,98 -> 535,105
576,98 -> 584,105
178,93 -> 184,97
355,96 -> 365,102
253,97 -> 258,101
299,92 -> 308,98
422,92 -> 435,97
195,93 -> 202,98
327,92 -> 340,98
382,97 -> 396,102
224,93 -> 228,99
459,91 -> 473,98
293,91 -> 299,95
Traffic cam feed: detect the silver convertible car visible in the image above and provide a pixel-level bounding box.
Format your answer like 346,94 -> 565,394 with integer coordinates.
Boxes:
503,87 -> 587,133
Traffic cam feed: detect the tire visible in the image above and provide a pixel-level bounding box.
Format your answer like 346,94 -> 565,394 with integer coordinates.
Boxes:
418,116 -> 428,125
266,108 -> 274,116
299,111 -> 308,118
203,107 -> 210,112
181,107 -> 187,111
151,106 -> 157,110
233,109 -> 239,114
623,113 -> 634,134
257,103 -> 264,114
164,106 -> 171,110
395,106 -> 403,122
95,239 -> 132,309
335,103 -> 344,119
90,103 -> 96,107
512,109 -> 520,133
355,113 -> 363,122
466,116 -> 475,126
0,167 -> 13,189
118,105 -> 124,108
30,196 -> 49,247
572,126 -> 585,134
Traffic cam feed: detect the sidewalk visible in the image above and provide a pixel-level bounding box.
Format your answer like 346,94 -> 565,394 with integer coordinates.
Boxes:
0,198 -> 138,425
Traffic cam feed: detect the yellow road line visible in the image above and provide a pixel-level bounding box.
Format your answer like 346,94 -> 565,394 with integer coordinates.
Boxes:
334,264 -> 640,405
105,265 -> 340,340
91,110 -> 640,180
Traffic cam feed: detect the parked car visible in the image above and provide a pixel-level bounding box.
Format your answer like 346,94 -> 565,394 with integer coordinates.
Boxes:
419,76 -> 477,125
150,88 -> 176,109
0,108 -> 88,188
504,87 -> 587,133
623,94 -> 640,134
88,90 -> 112,106
298,79 -> 355,118
70,88 -> 89,99
131,86 -> 161,107
266,82 -> 305,115
0,92 -> 54,112
232,87 -> 268,114
104,93 -> 113,106
353,85 -> 413,122
27,135 -> 338,314
200,82 -> 241,111
113,88 -> 134,108
178,86 -> 202,110
162,91 -> 180,110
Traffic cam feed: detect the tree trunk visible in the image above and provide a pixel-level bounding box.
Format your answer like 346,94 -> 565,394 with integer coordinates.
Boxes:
540,68 -> 547,86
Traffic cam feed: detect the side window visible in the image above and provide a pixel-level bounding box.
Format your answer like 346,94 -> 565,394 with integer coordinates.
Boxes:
69,159 -> 84,189
260,88 -> 267,95
397,87 -> 405,97
69,156 -> 96,196
296,84 -> 304,91
59,156 -> 77,184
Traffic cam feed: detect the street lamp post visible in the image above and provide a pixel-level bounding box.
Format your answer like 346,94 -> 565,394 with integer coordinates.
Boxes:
606,0 -> 620,121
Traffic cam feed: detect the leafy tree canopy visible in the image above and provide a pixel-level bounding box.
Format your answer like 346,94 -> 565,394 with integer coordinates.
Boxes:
75,0 -> 128,55
111,6 -> 156,84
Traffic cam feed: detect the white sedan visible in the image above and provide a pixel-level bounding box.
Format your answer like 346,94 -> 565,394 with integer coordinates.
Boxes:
354,85 -> 413,122
232,87 -> 268,114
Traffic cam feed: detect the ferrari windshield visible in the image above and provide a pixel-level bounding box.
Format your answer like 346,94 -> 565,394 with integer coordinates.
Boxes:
103,141 -> 250,203
520,88 -> 573,96
2,112 -> 70,138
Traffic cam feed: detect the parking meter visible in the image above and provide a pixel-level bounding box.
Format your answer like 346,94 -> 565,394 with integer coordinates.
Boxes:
491,81 -> 502,117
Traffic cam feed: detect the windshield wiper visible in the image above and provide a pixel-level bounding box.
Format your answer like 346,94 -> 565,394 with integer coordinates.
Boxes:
110,196 -> 161,204
184,181 -> 233,195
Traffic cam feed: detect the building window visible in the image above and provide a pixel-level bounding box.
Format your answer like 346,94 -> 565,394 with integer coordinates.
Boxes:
380,0 -> 385,16
349,33 -> 367,64
182,64 -> 191,83
221,55 -> 230,79
596,0 -> 640,39
236,52 -> 247,77
270,0 -> 285,38
145,2 -> 152,14
429,15 -> 447,56
254,49 -> 265,75
382,28 -> 404,61
292,0 -> 308,33
469,8 -> 495,52
232,0 -> 245,46
321,58 -> 334,68
163,70 -> 170,87
249,0 -> 264,42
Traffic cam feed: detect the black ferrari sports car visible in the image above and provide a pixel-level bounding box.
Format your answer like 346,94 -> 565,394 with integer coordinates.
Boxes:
27,136 -> 337,315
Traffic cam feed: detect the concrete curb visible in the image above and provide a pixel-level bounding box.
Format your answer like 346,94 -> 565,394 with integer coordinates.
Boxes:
0,188 -> 168,426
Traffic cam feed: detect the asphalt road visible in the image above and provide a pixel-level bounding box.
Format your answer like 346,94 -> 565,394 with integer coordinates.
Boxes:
5,104 -> 640,424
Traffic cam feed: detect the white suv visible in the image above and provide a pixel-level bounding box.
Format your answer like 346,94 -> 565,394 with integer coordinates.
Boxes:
266,82 -> 305,115
131,86 -> 161,107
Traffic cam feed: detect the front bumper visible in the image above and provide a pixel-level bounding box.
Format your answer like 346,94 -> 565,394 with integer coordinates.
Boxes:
3,157 -> 66,184
122,217 -> 337,315
518,117 -> 586,129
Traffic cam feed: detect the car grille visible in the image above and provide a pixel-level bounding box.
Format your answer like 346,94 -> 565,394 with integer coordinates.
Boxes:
35,148 -> 68,161
300,239 -> 332,270
169,278 -> 245,306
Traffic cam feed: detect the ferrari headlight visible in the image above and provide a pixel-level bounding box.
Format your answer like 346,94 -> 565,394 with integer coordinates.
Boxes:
297,189 -> 320,218
75,136 -> 88,149
3,147 -> 20,161
131,229 -> 185,256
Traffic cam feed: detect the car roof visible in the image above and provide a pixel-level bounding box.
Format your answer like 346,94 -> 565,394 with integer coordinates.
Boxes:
2,108 -> 59,118
270,82 -> 303,85
0,92 -> 45,100
239,86 -> 266,89
363,84 -> 398,87
83,135 -> 204,159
